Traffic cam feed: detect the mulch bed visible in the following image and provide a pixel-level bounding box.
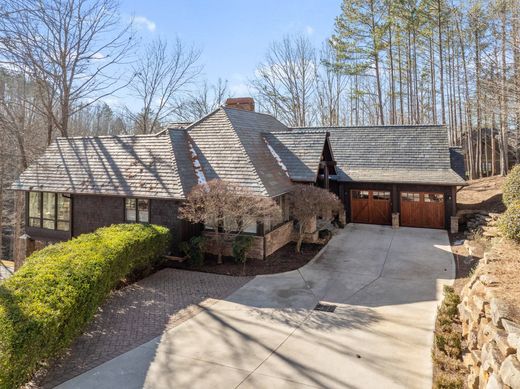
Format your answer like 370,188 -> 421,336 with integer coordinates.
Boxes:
166,242 -> 324,276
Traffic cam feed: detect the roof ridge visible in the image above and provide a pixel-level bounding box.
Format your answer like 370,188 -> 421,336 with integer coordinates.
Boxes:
290,124 -> 446,129
222,106 -> 280,119
56,133 -> 160,140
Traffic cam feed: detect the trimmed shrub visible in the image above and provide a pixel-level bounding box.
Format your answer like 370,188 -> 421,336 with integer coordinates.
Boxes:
0,223 -> 170,389
499,200 -> 520,242
503,165 -> 520,207
179,236 -> 206,267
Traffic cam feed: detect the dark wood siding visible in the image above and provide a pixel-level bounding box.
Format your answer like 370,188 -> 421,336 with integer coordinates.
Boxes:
72,194 -> 125,236
150,199 -> 201,250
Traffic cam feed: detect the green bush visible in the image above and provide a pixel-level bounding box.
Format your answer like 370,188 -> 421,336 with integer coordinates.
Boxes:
503,165 -> 520,207
232,235 -> 254,264
0,223 -> 170,389
179,236 -> 206,267
499,200 -> 520,242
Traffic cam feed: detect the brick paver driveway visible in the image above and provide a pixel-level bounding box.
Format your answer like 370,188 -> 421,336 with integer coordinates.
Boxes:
36,269 -> 251,388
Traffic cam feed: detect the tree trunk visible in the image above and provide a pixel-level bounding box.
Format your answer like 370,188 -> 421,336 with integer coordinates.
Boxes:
296,223 -> 304,254
437,0 -> 446,125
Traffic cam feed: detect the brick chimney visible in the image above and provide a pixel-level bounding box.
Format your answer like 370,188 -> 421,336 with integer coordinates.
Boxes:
225,97 -> 255,112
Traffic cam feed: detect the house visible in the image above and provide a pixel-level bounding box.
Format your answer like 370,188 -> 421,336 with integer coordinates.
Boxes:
11,98 -> 466,264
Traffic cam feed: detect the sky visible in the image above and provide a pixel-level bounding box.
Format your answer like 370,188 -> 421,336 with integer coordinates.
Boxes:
114,0 -> 342,109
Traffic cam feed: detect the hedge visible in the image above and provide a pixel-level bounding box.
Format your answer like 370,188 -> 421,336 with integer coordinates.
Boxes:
503,165 -> 520,207
499,200 -> 520,243
0,223 -> 170,388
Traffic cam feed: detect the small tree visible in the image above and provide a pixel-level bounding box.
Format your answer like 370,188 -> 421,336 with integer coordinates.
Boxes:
289,185 -> 343,253
179,180 -> 281,264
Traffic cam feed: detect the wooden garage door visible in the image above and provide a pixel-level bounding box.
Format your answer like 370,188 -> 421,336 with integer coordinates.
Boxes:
400,192 -> 445,229
351,190 -> 391,225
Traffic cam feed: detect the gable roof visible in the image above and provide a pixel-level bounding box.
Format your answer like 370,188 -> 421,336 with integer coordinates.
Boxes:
449,146 -> 466,179
293,125 -> 467,186
11,132 -> 197,199
263,130 -> 329,182
187,107 -> 294,197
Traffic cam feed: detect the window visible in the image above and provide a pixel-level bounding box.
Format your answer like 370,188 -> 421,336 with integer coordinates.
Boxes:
42,192 -> 56,229
27,192 -> 70,231
373,191 -> 390,200
275,195 -> 290,222
29,192 -> 41,227
125,198 -> 149,223
424,193 -> 444,203
352,190 -> 369,200
401,192 -> 420,202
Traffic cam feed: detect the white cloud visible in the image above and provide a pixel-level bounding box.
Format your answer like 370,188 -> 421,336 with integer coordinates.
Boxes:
305,25 -> 315,35
134,16 -> 156,32
230,82 -> 250,97
92,52 -> 105,60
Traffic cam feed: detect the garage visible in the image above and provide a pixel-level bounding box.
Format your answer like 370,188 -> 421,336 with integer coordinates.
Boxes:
400,192 -> 445,229
351,189 -> 391,225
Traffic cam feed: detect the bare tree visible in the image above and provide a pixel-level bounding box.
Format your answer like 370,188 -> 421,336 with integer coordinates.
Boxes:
0,0 -> 134,139
251,35 -> 317,127
289,185 -> 343,253
173,78 -> 229,122
129,37 -> 201,134
317,44 -> 347,126
179,180 -> 281,264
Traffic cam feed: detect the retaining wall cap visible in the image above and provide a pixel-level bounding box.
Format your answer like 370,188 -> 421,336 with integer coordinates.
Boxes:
499,355 -> 520,388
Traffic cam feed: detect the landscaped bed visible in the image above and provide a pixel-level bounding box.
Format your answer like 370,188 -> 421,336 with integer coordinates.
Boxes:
167,242 -> 324,276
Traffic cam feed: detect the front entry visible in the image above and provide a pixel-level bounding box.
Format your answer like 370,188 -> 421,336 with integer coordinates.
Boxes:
351,190 -> 391,225
400,192 -> 445,229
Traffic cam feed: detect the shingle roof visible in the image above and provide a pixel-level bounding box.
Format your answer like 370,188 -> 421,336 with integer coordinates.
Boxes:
263,130 -> 328,182
293,125 -> 467,186
11,133 -> 197,199
450,146 -> 466,179
187,107 -> 294,197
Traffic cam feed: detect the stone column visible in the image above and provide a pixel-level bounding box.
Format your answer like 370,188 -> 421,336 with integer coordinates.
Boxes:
450,216 -> 459,234
392,213 -> 400,229
15,234 -> 35,270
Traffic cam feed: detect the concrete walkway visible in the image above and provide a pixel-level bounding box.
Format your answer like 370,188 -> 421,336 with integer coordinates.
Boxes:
57,224 -> 455,389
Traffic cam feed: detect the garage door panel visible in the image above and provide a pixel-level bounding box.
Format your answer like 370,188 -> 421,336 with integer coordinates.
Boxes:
351,190 -> 391,225
400,192 -> 444,229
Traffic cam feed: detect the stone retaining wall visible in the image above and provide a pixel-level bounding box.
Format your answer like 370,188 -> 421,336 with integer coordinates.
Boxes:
459,264 -> 520,388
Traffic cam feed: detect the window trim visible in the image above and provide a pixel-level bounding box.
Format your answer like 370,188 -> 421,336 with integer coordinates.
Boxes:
27,192 -> 71,231
125,198 -> 150,223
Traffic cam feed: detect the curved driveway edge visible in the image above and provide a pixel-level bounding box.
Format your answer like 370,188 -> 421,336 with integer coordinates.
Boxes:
57,224 -> 455,389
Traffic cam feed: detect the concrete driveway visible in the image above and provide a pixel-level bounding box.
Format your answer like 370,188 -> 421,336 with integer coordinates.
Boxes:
57,224 -> 455,389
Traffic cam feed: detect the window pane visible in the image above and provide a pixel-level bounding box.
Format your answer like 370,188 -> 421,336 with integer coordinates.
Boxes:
401,192 -> 420,202
425,193 -> 443,203
353,190 -> 369,199
29,192 -> 41,220
57,194 -> 71,222
57,221 -> 70,231
138,199 -> 149,223
373,191 -> 390,200
42,192 -> 56,229
125,198 -> 136,222
29,217 -> 41,227
243,222 -> 257,234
